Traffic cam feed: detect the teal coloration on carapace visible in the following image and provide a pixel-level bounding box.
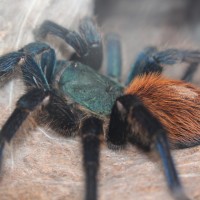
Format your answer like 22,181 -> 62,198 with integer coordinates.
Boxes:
58,62 -> 124,116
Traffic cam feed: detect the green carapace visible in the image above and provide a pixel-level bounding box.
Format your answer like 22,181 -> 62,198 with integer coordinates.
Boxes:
58,62 -> 124,116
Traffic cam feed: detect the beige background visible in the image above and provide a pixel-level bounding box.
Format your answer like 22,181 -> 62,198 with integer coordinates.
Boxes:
0,0 -> 200,199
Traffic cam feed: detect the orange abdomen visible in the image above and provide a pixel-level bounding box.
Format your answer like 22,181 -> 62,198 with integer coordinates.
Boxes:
125,74 -> 200,148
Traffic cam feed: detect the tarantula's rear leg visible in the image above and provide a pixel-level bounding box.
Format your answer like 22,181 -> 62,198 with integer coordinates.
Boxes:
36,17 -> 102,70
0,89 -> 49,167
107,95 -> 189,200
126,47 -> 200,85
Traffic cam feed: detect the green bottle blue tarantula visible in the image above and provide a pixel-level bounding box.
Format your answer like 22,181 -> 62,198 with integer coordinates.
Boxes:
1,16 -> 200,200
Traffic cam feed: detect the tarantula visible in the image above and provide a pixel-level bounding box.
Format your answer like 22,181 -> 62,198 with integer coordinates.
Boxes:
0,16 -> 200,200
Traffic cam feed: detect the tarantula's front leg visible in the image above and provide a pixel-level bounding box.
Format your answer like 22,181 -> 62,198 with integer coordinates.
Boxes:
0,51 -> 24,86
20,42 -> 56,84
80,117 -> 103,200
46,97 -> 103,200
36,17 -> 102,70
107,95 -> 189,200
0,89 -> 49,167
40,93 -> 103,200
0,42 -> 56,88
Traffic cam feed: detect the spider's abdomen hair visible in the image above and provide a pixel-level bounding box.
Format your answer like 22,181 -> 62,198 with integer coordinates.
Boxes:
125,73 -> 200,148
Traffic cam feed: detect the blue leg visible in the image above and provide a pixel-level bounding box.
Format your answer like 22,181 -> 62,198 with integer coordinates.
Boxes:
20,42 -> 56,85
155,133 -> 189,200
36,17 -> 103,71
36,21 -> 87,57
126,47 -> 200,85
79,17 -> 101,49
0,42 -> 57,89
125,47 -> 162,85
76,17 -> 103,71
40,49 -> 56,84
0,89 -> 49,169
0,51 -> 24,85
105,33 -> 122,82
20,55 -> 49,89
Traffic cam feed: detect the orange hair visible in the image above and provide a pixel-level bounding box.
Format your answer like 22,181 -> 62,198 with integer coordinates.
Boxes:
125,73 -> 200,148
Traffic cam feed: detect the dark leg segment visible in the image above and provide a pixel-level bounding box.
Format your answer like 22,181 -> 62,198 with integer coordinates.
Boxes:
36,18 -> 102,70
0,42 -> 57,89
36,20 -> 88,57
126,47 -> 200,85
81,117 -> 103,200
126,47 -> 162,85
0,52 -> 24,76
155,49 -> 200,64
107,95 -> 189,200
40,49 -> 56,84
181,63 -> 198,82
79,17 -> 101,48
21,55 -> 49,89
74,17 -> 103,71
20,42 -> 57,84
0,89 -> 49,167
39,90 -> 80,136
106,97 -> 130,149
20,42 -> 53,57
155,133 -> 189,200
105,33 -> 122,81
